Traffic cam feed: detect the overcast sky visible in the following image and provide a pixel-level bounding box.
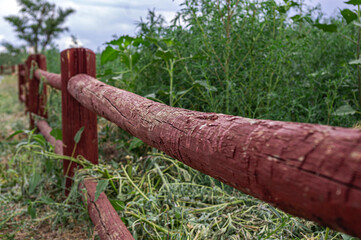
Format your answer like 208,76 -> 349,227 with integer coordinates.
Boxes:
0,0 -> 357,52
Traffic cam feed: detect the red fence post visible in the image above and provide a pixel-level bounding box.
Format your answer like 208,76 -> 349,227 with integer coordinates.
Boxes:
0,65 -> 3,74
25,54 -> 48,129
18,64 -> 25,102
60,48 -> 98,194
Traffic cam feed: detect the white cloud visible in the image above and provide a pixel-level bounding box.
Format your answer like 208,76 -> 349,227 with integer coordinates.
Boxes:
0,0 -> 351,52
55,36 -> 84,50
0,0 -> 20,15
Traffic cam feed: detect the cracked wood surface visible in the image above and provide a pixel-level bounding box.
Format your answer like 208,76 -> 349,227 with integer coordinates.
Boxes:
82,180 -> 134,240
25,54 -> 47,119
36,120 -> 132,240
68,74 -> 361,237
36,120 -> 63,155
60,48 -> 98,193
35,69 -> 61,90
18,64 -> 25,102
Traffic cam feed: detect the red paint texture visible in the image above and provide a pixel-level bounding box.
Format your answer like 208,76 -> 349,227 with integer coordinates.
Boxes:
81,179 -> 134,240
37,120 -> 131,239
36,120 -> 63,155
35,69 -> 61,90
25,54 -> 47,119
60,48 -> 98,193
68,74 -> 361,238
18,64 -> 25,102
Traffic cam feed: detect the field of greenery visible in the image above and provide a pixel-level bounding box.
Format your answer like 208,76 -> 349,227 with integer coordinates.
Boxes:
1,0 -> 361,239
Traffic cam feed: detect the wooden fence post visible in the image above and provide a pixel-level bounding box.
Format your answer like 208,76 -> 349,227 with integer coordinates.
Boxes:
12,65 -> 15,74
18,64 -> 25,102
25,54 -> 48,129
0,65 -> 3,74
60,48 -> 98,194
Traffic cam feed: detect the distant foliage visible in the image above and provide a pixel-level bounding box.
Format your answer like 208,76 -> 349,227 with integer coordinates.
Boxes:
99,0 -> 358,127
4,0 -> 75,53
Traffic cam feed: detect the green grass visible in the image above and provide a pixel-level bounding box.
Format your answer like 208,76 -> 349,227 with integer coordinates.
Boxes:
0,72 -> 358,239
2,0 -> 361,239
0,75 -> 91,239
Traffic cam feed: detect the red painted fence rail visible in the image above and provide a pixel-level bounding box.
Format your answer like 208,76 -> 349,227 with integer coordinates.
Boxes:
14,47 -> 361,239
0,65 -> 16,74
35,69 -> 61,90
36,120 -> 133,240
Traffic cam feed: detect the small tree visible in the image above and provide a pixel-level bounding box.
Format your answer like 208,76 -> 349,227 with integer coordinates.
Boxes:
5,0 -> 75,53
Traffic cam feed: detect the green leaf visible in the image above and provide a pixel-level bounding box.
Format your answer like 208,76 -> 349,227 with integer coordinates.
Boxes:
50,128 -> 62,140
97,69 -> 114,78
32,134 -> 46,147
74,126 -> 84,144
353,21 -> 361,27
6,130 -> 24,140
345,0 -> 361,5
144,93 -> 156,99
108,35 -> 142,49
193,80 -> 218,92
119,53 -> 130,69
313,23 -> 338,32
38,77 -> 44,94
341,233 -> 356,240
291,14 -> 301,22
109,199 -> 125,211
128,137 -> 144,151
131,52 -> 140,66
131,37 -> 145,47
341,9 -> 358,24
27,202 -> 36,219
332,104 -> 356,116
349,58 -> 361,65
101,46 -> 119,65
40,196 -> 55,204
277,5 -> 287,14
155,49 -> 175,61
29,173 -> 41,194
94,179 -> 109,202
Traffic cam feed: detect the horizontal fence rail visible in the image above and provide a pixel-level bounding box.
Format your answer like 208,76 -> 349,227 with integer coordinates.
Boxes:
36,120 -> 133,240
0,65 -> 16,74
11,47 -> 361,239
68,74 -> 361,237
35,69 -> 61,90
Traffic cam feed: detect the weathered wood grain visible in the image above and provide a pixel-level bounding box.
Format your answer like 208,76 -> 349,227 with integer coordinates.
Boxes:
18,64 -> 25,102
82,179 -> 134,240
35,69 -> 61,90
68,73 -> 361,237
60,48 -> 98,194
36,120 -> 63,155
36,120 -> 131,239
25,54 -> 47,120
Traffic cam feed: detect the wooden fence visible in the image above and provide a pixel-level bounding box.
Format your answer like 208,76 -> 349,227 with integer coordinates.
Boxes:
0,65 -> 16,74
13,47 -> 361,239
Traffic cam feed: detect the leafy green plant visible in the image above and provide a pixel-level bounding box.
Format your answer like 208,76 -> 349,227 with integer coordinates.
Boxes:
314,0 -> 361,110
100,36 -> 151,91
146,37 -> 197,106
